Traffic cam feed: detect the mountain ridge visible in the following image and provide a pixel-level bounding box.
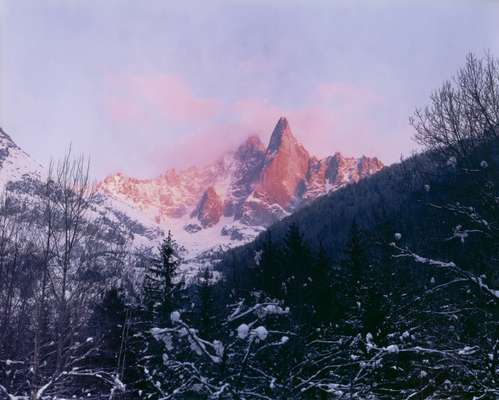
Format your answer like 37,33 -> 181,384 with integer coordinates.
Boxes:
99,117 -> 384,260
0,119 -> 383,275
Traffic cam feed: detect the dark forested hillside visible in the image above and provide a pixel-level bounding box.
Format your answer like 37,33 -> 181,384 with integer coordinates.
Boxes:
219,138 -> 499,275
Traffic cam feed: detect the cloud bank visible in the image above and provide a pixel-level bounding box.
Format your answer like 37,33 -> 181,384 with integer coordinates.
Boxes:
105,74 -> 394,175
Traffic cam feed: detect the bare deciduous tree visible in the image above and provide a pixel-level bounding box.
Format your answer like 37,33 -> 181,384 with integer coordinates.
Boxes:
411,52 -> 499,158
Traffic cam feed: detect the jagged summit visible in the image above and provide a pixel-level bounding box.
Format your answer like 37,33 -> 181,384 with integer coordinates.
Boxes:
0,127 -> 42,184
0,127 -> 20,149
250,118 -> 311,213
97,116 -> 384,264
0,119 -> 384,274
266,117 -> 300,154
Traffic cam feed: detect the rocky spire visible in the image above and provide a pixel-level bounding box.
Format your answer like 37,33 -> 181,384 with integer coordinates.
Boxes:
191,186 -> 223,228
255,117 -> 311,208
267,117 -> 294,153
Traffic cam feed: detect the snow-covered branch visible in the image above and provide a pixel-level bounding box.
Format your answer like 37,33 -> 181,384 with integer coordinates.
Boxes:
391,243 -> 499,301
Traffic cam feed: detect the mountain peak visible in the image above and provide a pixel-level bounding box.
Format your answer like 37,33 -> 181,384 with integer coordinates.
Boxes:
248,117 -> 311,215
267,117 -> 296,153
0,127 -> 19,149
277,116 -> 290,129
98,116 -> 383,244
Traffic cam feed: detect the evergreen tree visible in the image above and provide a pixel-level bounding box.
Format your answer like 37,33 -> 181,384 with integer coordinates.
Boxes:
89,288 -> 127,369
143,231 -> 182,325
196,267 -> 217,339
309,244 -> 334,323
344,222 -> 367,286
282,223 -> 313,316
139,231 -> 185,398
258,231 -> 281,298
341,222 -> 370,333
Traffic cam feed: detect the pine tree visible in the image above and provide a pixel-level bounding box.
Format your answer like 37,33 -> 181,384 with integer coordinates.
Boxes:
258,231 -> 281,298
282,224 -> 313,315
89,288 -> 127,369
143,231 -> 182,325
344,222 -> 366,286
196,267 -> 217,339
139,231 -> 185,398
341,222 -> 369,334
310,244 -> 334,323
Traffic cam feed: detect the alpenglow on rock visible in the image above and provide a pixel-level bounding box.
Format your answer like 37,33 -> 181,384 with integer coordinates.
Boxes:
99,117 -> 384,256
241,117 -> 311,225
0,121 -> 383,277
191,187 -> 223,228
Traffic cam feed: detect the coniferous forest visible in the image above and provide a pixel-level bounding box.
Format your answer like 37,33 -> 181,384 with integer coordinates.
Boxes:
1,54 -> 499,399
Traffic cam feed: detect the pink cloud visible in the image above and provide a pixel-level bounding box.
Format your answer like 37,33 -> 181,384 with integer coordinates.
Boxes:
287,84 -> 385,159
103,74 -> 387,175
232,99 -> 283,132
132,75 -> 220,122
316,82 -> 381,104
227,84 -> 384,159
106,74 -> 220,126
153,122 -> 249,169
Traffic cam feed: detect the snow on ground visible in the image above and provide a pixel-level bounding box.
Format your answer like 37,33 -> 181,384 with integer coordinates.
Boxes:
101,193 -> 263,280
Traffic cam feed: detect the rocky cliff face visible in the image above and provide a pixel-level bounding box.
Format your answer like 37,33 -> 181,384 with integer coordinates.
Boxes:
192,187 -> 223,228
99,117 -> 384,254
223,135 -> 266,219
258,117 -> 311,208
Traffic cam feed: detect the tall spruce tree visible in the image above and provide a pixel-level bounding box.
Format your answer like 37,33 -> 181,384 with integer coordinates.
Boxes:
310,244 -> 334,323
341,222 -> 369,333
139,231 -> 185,397
258,231 -> 282,298
143,231 -> 182,326
282,224 -> 314,319
195,267 -> 218,339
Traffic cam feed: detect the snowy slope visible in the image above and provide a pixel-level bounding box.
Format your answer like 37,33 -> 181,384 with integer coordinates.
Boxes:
0,128 -> 43,187
0,126 -> 164,254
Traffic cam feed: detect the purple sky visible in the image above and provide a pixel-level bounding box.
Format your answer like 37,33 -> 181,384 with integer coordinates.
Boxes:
1,1 -> 499,179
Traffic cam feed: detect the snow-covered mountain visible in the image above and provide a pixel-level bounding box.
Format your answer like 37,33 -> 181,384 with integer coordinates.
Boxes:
99,117 -> 384,265
0,127 -> 43,186
0,119 -> 383,277
0,126 -> 163,252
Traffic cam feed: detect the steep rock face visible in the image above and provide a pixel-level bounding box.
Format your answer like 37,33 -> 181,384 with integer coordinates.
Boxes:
256,117 -> 310,208
239,118 -> 311,225
357,156 -> 384,177
328,154 -> 384,189
191,187 -> 223,228
223,135 -> 265,218
301,153 -> 384,201
302,156 -> 330,201
98,158 -> 232,223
